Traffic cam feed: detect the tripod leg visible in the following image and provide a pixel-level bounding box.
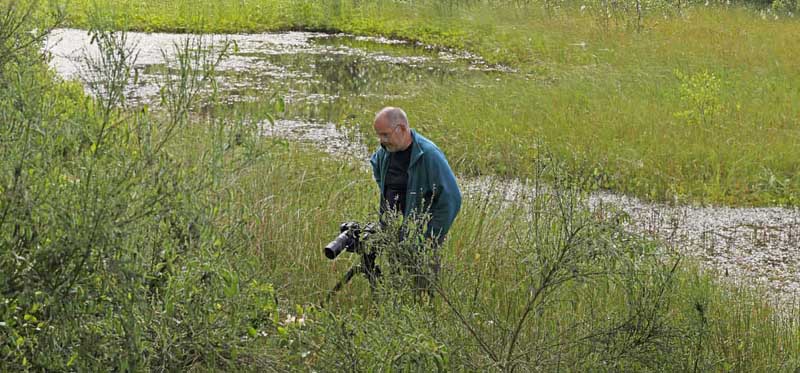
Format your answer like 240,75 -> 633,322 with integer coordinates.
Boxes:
325,265 -> 362,304
362,251 -> 381,289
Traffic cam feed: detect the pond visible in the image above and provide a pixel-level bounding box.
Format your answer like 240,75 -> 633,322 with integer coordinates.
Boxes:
46,28 -> 503,151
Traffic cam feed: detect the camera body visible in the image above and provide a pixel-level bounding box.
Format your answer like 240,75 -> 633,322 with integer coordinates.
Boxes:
323,221 -> 377,260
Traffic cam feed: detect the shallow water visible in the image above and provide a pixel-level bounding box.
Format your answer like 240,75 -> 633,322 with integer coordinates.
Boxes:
46,28 -> 497,116
46,28 -> 502,152
45,28 -> 800,306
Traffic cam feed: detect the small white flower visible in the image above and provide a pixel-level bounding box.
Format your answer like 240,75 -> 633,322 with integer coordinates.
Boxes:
284,314 -> 307,326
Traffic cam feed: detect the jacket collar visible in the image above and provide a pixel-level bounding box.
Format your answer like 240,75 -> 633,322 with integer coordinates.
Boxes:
409,130 -> 425,166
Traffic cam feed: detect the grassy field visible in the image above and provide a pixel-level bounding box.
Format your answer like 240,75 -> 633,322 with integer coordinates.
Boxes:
62,0 -> 800,206
2,0 -> 800,370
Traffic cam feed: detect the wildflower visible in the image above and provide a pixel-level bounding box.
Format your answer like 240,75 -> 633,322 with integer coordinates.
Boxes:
284,314 -> 307,326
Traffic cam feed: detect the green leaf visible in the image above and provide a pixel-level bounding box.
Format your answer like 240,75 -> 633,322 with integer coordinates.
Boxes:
274,97 -> 285,113
67,352 -> 79,367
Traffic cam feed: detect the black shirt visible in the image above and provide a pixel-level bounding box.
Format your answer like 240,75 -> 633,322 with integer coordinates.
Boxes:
381,141 -> 412,216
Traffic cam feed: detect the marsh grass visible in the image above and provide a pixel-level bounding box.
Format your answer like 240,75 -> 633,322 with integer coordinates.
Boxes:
3,0 -> 800,370
246,150 -> 800,370
158,86 -> 800,370
61,0 -> 800,206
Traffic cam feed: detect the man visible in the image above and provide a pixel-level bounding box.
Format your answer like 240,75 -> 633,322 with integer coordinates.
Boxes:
369,107 -> 461,291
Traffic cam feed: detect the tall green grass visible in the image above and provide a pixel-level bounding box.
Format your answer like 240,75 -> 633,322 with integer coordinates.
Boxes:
62,0 -> 800,206
3,0 -> 799,370
239,149 -> 800,370
202,107 -> 800,369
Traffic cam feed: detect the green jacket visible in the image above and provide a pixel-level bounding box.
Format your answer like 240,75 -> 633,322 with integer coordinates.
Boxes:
370,130 -> 462,239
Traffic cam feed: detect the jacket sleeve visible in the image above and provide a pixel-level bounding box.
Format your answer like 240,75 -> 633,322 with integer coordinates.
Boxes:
370,151 -> 381,186
425,150 -> 461,240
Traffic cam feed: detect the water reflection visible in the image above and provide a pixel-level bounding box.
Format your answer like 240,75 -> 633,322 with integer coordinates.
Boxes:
46,28 -> 498,117
44,27 -> 504,166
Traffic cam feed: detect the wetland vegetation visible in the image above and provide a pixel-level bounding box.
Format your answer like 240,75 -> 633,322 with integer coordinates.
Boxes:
2,0 -> 800,370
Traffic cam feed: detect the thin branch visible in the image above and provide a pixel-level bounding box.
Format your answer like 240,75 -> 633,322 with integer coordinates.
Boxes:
433,283 -> 500,364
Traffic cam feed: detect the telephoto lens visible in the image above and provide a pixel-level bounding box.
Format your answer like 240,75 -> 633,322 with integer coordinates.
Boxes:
323,222 -> 359,259
324,231 -> 352,259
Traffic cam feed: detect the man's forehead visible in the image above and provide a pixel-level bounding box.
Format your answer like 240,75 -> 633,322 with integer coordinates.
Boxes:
373,115 -> 391,129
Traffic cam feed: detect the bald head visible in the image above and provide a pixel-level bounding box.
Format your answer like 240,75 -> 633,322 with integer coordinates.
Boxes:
374,107 -> 409,129
373,106 -> 412,152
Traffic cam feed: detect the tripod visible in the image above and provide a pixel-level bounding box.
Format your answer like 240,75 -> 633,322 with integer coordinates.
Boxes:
326,247 -> 381,304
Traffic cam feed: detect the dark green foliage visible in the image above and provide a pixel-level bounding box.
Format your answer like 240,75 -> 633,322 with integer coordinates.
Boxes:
0,3 -> 281,370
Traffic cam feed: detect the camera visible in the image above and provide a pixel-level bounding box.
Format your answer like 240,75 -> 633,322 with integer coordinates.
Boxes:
323,222 -> 377,260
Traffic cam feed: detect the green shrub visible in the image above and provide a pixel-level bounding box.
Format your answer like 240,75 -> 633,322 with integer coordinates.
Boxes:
674,69 -> 725,127
0,5 -> 281,369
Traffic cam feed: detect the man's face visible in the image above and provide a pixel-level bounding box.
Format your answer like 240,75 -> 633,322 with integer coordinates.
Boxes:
374,116 -> 404,152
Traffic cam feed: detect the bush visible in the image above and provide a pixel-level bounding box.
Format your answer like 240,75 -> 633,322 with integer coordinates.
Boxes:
0,3 -> 280,370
